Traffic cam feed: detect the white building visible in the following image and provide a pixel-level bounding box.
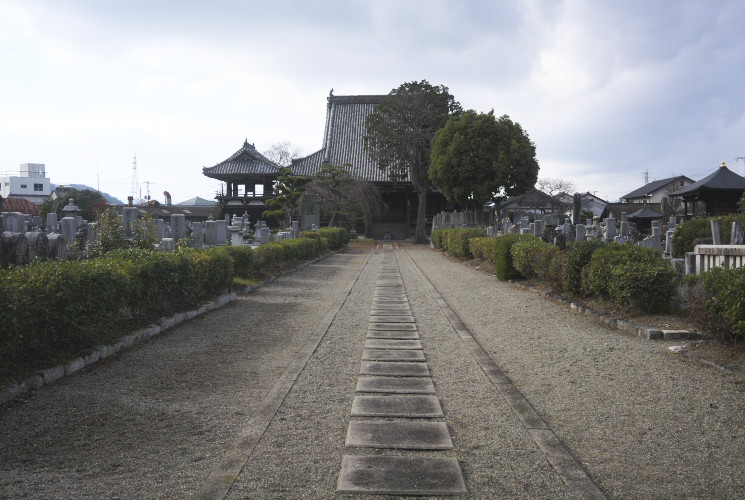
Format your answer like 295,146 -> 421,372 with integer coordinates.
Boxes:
0,163 -> 52,204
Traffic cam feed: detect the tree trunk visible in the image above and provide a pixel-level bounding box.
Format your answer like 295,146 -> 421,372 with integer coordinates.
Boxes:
415,188 -> 428,244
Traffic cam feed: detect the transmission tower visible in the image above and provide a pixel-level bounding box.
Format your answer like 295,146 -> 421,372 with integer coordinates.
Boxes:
130,154 -> 139,200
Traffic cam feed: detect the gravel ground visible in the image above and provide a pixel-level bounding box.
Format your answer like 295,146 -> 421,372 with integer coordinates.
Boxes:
0,250 -> 367,499
1,244 -> 743,499
403,244 -> 745,499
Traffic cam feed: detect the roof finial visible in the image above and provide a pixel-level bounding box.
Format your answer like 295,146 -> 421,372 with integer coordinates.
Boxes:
721,161 -> 727,168
329,88 -> 334,97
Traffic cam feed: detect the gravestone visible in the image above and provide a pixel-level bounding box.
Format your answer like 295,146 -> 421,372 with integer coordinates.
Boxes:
191,222 -> 205,246
47,233 -> 66,260
60,217 -> 77,246
170,214 -> 186,240
4,212 -> 24,233
25,232 -> 48,261
711,219 -> 721,245
533,219 -> 544,237
121,207 -> 139,238
575,224 -> 585,242
605,217 -> 617,241
154,219 -> 165,241
731,221 -> 744,245
46,213 -> 58,233
160,238 -> 176,252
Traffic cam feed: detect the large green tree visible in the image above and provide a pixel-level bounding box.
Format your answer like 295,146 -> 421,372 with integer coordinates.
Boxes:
429,111 -> 539,209
365,80 -> 462,243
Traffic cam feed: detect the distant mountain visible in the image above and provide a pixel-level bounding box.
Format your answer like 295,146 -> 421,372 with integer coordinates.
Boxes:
52,184 -> 124,205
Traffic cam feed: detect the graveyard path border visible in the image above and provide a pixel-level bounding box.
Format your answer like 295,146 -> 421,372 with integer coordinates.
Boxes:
395,243 -> 607,500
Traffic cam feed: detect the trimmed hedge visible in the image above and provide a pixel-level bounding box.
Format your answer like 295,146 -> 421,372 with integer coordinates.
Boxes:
431,229 -> 447,249
469,237 -> 497,260
581,243 -> 661,297
301,227 -> 349,250
1,234 -> 335,376
511,238 -> 558,279
493,234 -> 540,281
444,228 -> 487,258
607,260 -> 679,314
561,239 -> 606,295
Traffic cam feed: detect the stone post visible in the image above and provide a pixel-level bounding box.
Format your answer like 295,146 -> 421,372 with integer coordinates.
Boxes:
122,207 -> 139,238
170,214 -> 186,240
711,219 -> 721,245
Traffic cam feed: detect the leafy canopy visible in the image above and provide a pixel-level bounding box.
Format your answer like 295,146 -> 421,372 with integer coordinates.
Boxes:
429,110 -> 539,207
365,80 -> 461,243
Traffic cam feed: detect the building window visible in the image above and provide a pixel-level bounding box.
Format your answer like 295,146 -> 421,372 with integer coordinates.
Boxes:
34,183 -> 43,191
20,184 -> 27,189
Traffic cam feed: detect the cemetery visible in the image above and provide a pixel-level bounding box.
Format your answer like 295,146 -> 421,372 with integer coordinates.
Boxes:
431,206 -> 745,343
0,199 -> 350,388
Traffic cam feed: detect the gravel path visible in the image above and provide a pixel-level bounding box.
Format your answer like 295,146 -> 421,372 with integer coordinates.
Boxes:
1,244 -> 743,499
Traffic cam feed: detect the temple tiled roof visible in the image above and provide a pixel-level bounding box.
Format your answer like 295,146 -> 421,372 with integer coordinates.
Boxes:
290,94 -> 405,183
203,140 -> 281,180
672,163 -> 745,195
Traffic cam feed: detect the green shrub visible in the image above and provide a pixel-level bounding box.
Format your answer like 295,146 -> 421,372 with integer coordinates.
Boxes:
686,267 -> 745,342
431,229 -> 447,249
0,259 -> 126,364
220,246 -> 255,279
511,238 -> 558,279
469,237 -> 497,260
672,215 -> 745,258
582,243 -> 661,297
445,228 -> 487,259
542,250 -> 566,290
561,239 -> 605,295
492,234 -> 539,280
315,227 -> 349,249
607,260 -> 679,314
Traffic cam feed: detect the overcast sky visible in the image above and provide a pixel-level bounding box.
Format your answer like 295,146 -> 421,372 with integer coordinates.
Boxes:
2,0 -> 744,204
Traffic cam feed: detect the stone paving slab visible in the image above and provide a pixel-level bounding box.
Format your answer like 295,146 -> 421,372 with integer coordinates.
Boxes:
360,361 -> 431,377
350,395 -> 443,417
345,421 -> 453,449
370,302 -> 411,310
366,330 -> 420,340
362,349 -> 425,361
368,315 -> 415,323
371,296 -> 408,302
356,376 -> 435,394
375,279 -> 404,286
337,455 -> 466,495
369,309 -> 412,316
364,339 -> 422,350
368,322 -> 418,331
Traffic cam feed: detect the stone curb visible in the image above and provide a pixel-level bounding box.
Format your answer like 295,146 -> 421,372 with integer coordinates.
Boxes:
508,280 -> 745,379
0,250 -> 340,406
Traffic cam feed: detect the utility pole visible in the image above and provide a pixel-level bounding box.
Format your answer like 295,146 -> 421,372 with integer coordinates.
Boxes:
130,154 -> 139,201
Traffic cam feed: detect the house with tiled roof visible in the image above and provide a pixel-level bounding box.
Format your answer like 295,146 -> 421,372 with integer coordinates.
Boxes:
621,175 -> 694,204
